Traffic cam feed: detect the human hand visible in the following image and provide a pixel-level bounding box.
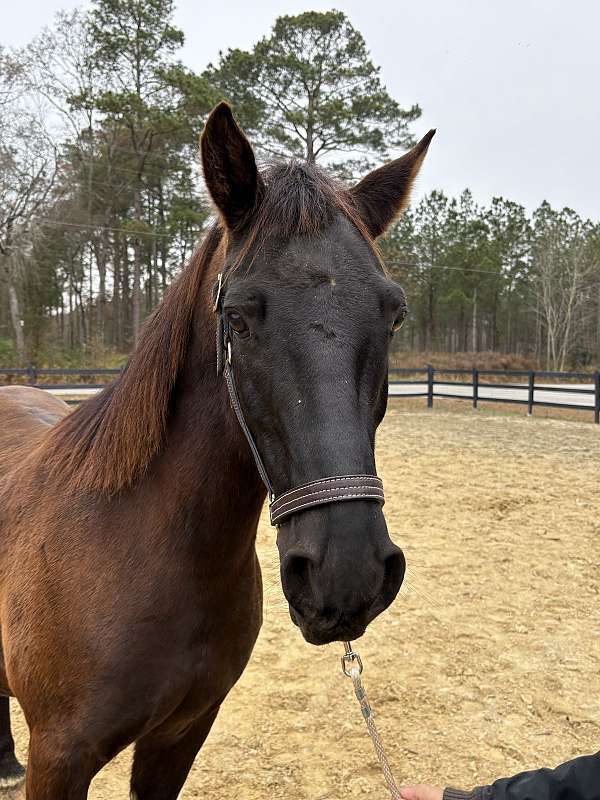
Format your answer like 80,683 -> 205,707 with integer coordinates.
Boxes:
399,784 -> 444,800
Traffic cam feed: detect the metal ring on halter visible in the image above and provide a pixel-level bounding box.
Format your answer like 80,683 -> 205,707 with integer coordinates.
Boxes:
341,648 -> 363,677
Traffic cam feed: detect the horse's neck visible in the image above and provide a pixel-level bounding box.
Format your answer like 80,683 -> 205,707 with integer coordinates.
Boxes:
137,302 -> 267,555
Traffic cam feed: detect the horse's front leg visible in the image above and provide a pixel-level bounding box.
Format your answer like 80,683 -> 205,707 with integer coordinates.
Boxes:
130,706 -> 220,800
0,697 -> 24,796
25,726 -> 105,800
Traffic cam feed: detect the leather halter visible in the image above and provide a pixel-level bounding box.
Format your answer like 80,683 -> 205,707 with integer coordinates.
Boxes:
213,272 -> 385,526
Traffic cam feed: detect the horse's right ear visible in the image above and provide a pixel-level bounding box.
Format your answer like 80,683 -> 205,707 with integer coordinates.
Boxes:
201,102 -> 263,232
350,129 -> 436,238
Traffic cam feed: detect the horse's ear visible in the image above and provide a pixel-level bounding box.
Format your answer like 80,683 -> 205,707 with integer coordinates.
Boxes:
201,102 -> 263,231
350,130 -> 436,238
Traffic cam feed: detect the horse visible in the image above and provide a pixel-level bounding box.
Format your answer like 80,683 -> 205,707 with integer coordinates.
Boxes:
0,102 -> 434,798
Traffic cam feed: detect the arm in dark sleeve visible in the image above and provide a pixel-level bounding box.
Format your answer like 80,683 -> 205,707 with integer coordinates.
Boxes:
443,751 -> 600,800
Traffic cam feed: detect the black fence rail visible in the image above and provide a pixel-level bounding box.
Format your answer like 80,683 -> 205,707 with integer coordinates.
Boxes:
389,366 -> 600,424
1,365 -> 599,422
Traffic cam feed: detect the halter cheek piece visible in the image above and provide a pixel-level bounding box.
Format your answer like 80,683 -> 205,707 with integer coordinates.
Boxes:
213,272 -> 385,526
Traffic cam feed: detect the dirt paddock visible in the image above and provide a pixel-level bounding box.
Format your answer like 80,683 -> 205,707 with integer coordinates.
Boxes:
9,405 -> 600,797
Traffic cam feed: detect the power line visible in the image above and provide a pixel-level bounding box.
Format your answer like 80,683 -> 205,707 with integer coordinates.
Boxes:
63,153 -> 199,184
35,217 -> 197,239
387,260 -> 509,277
31,222 -> 522,277
62,123 -> 196,162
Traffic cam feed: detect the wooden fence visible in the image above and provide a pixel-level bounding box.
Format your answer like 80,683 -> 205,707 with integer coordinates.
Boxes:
389,366 -> 600,424
1,365 -> 599,423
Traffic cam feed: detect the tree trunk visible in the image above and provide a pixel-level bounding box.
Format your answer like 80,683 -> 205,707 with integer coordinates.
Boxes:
91,225 -> 109,347
132,185 -> 142,345
8,283 -> 26,362
95,225 -> 109,345
68,287 -> 74,349
158,182 -> 168,293
122,241 -> 131,347
88,243 -> 95,343
427,273 -> 435,348
459,305 -> 467,351
112,233 -> 121,349
471,288 -> 478,352
73,281 -> 87,348
535,295 -> 541,364
306,92 -> 315,163
491,288 -> 498,351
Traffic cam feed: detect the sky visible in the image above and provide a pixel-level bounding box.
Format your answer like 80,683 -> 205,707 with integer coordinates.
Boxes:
3,0 -> 599,220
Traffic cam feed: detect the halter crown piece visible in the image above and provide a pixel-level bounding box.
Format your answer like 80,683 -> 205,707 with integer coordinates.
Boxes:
213,273 -> 385,526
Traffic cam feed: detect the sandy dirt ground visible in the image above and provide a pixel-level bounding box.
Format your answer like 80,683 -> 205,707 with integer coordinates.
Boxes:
8,406 -> 600,798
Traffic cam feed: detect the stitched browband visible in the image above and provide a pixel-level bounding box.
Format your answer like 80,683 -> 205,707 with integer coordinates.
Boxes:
213,273 -> 385,526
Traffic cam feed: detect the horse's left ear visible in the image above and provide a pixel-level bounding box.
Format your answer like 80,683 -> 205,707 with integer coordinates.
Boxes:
350,130 -> 436,238
201,102 -> 264,232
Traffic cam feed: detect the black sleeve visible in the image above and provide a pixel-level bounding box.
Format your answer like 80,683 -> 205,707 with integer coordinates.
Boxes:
443,751 -> 600,800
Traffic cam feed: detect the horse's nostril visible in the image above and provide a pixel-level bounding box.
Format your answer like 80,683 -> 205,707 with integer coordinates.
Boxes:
382,548 -> 406,600
285,553 -> 311,580
282,552 -> 313,602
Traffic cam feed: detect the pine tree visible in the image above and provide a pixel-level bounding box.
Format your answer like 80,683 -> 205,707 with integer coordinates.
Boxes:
205,11 -> 421,175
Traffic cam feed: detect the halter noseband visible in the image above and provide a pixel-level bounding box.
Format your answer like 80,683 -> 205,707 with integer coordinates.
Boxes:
213,272 -> 385,526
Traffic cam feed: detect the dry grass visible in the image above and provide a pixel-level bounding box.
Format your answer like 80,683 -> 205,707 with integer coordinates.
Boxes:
7,406 -> 600,798
392,395 -> 598,426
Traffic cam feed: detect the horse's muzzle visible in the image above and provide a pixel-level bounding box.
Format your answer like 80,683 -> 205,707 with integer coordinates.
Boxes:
278,504 -> 406,645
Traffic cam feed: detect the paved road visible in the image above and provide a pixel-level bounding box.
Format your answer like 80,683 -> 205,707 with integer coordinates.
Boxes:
50,387 -> 100,397
389,381 -> 596,408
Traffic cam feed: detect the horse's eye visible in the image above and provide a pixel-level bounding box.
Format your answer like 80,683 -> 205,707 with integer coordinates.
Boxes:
227,311 -> 249,337
391,308 -> 408,335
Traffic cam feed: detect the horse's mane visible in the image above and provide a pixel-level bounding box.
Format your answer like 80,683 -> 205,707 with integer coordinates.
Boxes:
37,161 -> 375,495
39,225 -> 223,495
233,160 -> 377,267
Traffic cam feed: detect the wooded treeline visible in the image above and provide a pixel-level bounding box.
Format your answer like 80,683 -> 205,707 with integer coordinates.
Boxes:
1,1 -> 598,371
382,192 -> 600,370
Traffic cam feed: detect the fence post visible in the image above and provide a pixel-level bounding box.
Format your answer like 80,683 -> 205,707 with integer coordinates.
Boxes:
427,364 -> 434,409
595,371 -> 600,425
27,363 -> 37,386
472,368 -> 479,409
527,370 -> 535,417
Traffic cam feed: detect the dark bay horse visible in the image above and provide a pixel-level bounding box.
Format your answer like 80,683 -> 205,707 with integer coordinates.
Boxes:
0,103 -> 434,798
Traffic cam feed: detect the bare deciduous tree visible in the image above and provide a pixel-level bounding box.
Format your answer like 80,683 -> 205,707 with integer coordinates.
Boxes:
531,204 -> 598,371
0,49 -> 58,360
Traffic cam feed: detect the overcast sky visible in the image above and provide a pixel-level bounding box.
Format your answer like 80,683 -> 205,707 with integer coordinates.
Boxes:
4,0 -> 599,219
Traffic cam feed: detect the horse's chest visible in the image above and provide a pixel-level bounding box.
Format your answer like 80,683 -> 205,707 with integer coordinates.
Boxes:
192,597 -> 262,695
148,588 -> 263,737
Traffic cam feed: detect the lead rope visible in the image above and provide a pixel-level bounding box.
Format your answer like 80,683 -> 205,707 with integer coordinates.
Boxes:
341,642 -> 401,800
